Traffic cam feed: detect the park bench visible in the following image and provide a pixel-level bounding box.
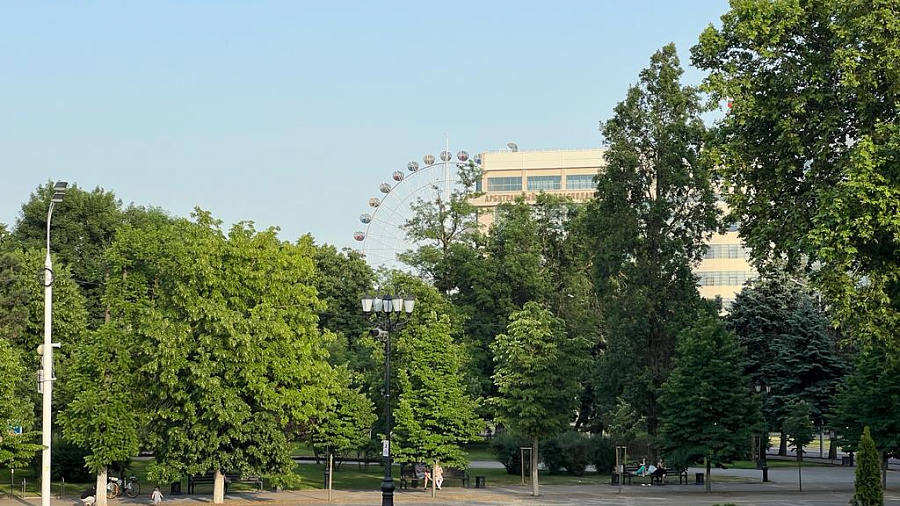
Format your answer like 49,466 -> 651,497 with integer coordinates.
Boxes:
610,465 -> 639,485
187,473 -> 263,494
444,468 -> 470,488
399,464 -> 425,489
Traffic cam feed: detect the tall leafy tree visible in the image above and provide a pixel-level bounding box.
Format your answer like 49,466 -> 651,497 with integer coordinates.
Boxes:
833,341 -> 900,488
312,244 -> 374,344
852,427 -> 884,506
587,43 -> 719,441
491,302 -> 587,496
401,160 -> 483,292
725,274 -> 848,454
59,325 -> 139,506
391,289 -> 483,475
658,317 -> 763,493
14,183 -> 124,328
103,211 -> 333,503
693,0 -> 900,349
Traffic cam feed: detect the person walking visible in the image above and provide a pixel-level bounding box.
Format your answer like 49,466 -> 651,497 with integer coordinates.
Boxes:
151,486 -> 164,506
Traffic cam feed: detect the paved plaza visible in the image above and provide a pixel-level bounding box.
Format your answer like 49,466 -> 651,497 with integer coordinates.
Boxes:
3,465 -> 900,506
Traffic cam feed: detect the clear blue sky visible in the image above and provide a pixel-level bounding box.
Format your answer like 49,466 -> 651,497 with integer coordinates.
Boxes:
1,1 -> 728,250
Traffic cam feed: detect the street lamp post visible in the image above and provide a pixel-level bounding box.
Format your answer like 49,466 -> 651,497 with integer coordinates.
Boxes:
41,181 -> 67,506
755,383 -> 772,482
361,291 -> 415,506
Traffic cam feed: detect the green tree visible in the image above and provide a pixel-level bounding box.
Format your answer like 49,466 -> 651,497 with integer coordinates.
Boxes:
0,339 -> 42,469
392,303 -> 483,489
725,274 -> 848,455
832,341 -> 900,488
103,211 -> 333,503
658,317 -> 763,493
586,43 -> 719,444
310,366 -> 376,466
693,0 -> 900,349
58,325 -> 139,506
13,183 -> 124,328
782,399 -> 814,492
491,302 -> 587,496
852,427 -> 884,506
312,244 -> 374,346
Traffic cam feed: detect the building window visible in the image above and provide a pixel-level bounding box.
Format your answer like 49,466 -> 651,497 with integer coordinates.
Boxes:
527,176 -> 562,191
487,176 -> 522,192
697,271 -> 758,286
566,174 -> 595,190
703,244 -> 749,259
475,178 -> 482,192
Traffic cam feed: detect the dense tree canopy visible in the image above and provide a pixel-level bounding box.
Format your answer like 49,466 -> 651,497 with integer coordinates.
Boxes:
693,0 -> 900,347
725,274 -> 848,442
492,301 -> 587,496
658,317 -> 763,492
104,211 -> 334,502
587,43 -> 719,442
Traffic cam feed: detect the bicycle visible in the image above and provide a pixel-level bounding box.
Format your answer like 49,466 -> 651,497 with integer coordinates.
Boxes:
106,475 -> 140,499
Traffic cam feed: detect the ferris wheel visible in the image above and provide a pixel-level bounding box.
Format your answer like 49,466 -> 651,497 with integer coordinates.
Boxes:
353,147 -> 480,271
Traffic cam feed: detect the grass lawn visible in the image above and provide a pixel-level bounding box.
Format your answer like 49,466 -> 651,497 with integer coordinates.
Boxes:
727,459 -> 827,469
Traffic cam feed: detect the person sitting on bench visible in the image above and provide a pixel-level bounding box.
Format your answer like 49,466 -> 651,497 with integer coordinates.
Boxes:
649,459 -> 667,483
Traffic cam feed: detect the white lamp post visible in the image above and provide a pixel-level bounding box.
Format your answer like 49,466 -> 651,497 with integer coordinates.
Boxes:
41,181 -> 67,506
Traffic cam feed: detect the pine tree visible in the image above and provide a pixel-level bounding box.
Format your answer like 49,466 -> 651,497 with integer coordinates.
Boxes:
852,427 -> 884,506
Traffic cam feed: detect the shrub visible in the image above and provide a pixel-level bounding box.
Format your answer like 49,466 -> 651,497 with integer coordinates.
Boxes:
589,435 -> 615,474
490,432 -> 528,475
540,437 -> 565,474
557,431 -> 591,476
51,441 -> 93,482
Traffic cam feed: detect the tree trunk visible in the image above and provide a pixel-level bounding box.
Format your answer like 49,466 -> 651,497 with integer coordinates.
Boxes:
431,459 -> 437,498
705,457 -> 711,494
883,452 -> 888,490
531,437 -> 540,496
213,470 -> 225,504
827,431 -> 837,460
97,467 -> 107,506
798,449 -> 803,492
779,431 -> 787,456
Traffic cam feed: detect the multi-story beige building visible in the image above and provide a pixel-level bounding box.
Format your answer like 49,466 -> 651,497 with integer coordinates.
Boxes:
468,148 -> 755,306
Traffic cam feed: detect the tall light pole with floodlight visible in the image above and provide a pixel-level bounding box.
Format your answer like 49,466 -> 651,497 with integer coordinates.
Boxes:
360,291 -> 415,506
41,181 -> 67,506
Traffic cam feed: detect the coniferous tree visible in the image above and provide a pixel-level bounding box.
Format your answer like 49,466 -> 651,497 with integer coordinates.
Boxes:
725,274 -> 848,455
852,427 -> 884,506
